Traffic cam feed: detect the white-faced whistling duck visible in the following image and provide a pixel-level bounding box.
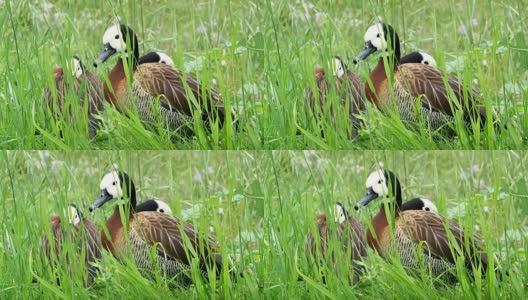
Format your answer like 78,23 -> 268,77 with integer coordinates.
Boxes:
305,202 -> 368,283
41,204 -> 102,286
135,199 -> 173,215
400,51 -> 437,67
355,22 -> 492,133
305,56 -> 366,138
354,165 -> 489,281
94,23 -> 229,132
43,56 -> 104,138
138,52 -> 174,66
402,197 -> 438,213
89,168 -> 222,283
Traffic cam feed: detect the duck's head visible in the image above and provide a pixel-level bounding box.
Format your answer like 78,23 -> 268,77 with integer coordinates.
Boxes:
332,56 -> 347,78
402,198 -> 438,213
418,52 -> 437,67
354,163 -> 402,210
71,55 -> 85,78
139,52 -> 175,66
334,202 -> 348,224
136,199 -> 173,215
95,23 -> 139,66
66,203 -> 82,226
400,51 -> 437,67
90,166 -> 136,212
356,22 -> 400,62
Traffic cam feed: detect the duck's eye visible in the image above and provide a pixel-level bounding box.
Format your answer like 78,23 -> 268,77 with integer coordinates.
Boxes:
378,180 -> 382,184
159,209 -> 164,213
112,181 -> 116,186
376,33 -> 380,38
425,207 -> 430,211
161,60 -> 166,64
424,61 -> 429,65
115,35 -> 119,39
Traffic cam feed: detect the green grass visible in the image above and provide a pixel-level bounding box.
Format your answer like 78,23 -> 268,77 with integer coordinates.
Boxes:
0,150 -> 526,298
1,1 -> 527,149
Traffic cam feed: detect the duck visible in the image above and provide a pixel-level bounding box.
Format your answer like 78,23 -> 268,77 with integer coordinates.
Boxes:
89,167 -> 222,283
401,197 -> 438,213
94,23 -> 229,132
355,22 -> 491,132
40,204 -> 102,286
138,52 -> 174,66
43,56 -> 104,138
305,202 -> 368,283
400,51 -> 437,67
135,199 -> 173,215
305,56 -> 366,138
353,165 -> 489,281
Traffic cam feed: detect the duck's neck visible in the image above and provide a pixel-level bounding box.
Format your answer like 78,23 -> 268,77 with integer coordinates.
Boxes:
375,53 -> 401,71
112,178 -> 138,217
122,51 -> 139,68
379,197 -> 402,217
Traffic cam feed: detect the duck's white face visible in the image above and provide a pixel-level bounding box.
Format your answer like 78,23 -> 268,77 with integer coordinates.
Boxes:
419,52 -> 437,67
156,52 -> 174,66
100,171 -> 122,199
334,202 -> 347,224
364,23 -> 386,51
365,169 -> 388,197
420,198 -> 438,213
332,57 -> 346,78
102,25 -> 126,53
71,57 -> 83,78
155,200 -> 173,215
67,205 -> 81,226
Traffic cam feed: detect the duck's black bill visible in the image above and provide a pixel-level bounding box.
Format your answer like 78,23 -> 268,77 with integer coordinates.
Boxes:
94,43 -> 116,67
354,187 -> 378,210
89,190 -> 113,212
356,41 -> 377,61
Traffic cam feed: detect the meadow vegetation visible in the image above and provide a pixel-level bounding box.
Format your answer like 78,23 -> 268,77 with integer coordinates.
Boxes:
0,150 -> 526,298
1,0 -> 526,149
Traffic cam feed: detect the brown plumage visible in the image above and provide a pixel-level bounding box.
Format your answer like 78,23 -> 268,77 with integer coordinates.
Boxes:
40,204 -> 102,286
356,23 -> 492,133
43,56 -> 104,138
95,24 -> 229,132
89,169 -> 222,283
305,56 -> 366,138
305,202 -> 367,283
354,167 -> 489,281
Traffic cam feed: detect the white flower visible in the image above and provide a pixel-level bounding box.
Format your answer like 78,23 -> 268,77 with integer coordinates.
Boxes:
303,150 -> 316,160
193,172 -> 203,183
314,13 -> 323,24
41,2 -> 53,12
457,24 -> 467,34
196,23 -> 207,35
206,166 -> 214,174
